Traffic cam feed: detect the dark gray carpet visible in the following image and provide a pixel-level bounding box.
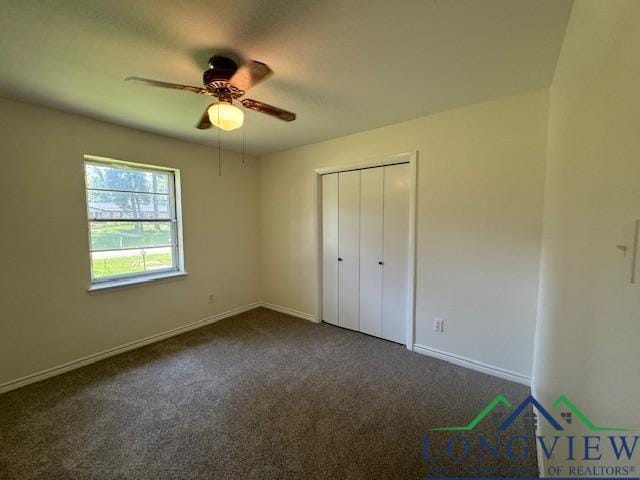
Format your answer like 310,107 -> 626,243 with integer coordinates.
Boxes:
0,308 -> 537,479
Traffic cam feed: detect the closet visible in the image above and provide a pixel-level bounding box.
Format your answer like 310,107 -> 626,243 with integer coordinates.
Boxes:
321,162 -> 411,344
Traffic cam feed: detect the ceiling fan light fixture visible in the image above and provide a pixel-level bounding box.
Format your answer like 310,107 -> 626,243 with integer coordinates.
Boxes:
125,56 -> 296,129
208,102 -> 244,131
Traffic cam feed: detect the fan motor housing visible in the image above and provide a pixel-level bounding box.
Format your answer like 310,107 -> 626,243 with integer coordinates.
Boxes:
203,56 -> 244,98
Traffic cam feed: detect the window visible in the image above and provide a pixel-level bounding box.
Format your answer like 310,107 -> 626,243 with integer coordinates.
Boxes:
84,156 -> 184,288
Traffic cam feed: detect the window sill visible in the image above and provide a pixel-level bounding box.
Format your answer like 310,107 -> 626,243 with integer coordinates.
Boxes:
88,271 -> 188,292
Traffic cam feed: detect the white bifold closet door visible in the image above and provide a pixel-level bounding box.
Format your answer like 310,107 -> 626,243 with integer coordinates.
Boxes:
359,168 -> 384,337
380,163 -> 410,344
337,170 -> 361,331
358,163 -> 410,343
322,163 -> 410,344
321,173 -> 339,326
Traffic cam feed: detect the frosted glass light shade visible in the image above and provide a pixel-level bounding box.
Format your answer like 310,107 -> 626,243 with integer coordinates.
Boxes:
208,102 -> 244,131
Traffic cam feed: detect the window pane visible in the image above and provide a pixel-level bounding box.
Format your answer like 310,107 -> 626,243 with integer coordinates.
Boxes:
90,222 -> 174,251
87,191 -> 171,220
91,246 -> 174,280
85,163 -> 170,193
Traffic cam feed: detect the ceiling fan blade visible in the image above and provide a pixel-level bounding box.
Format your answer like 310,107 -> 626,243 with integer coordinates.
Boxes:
125,77 -> 212,96
241,98 -> 296,122
196,104 -> 214,129
229,61 -> 273,91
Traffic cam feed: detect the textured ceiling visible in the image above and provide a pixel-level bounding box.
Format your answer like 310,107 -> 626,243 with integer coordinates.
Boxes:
0,0 -> 572,155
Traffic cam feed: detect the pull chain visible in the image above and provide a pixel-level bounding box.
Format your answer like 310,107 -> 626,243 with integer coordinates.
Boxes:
242,121 -> 246,164
217,108 -> 222,176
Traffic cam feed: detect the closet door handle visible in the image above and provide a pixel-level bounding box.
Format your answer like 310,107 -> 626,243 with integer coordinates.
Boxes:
378,261 -> 384,265
338,257 -> 343,262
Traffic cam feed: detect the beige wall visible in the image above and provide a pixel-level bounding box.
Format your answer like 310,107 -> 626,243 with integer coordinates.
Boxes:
0,97 -> 260,386
533,0 -> 640,470
258,90 -> 549,378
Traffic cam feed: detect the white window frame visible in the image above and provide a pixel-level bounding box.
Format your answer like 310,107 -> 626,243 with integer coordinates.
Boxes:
84,155 -> 186,291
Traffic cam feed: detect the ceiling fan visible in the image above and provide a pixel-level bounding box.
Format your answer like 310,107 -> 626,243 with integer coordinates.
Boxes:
125,55 -> 296,131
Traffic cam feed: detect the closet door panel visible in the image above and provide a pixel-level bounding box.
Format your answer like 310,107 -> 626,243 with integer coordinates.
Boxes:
338,170 -> 360,331
321,173 -> 339,326
382,163 -> 411,344
359,167 -> 384,337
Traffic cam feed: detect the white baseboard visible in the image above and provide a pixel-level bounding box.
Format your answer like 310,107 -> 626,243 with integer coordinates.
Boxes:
259,302 -> 316,322
1,303 -> 528,397
413,344 -> 531,386
0,302 -> 261,395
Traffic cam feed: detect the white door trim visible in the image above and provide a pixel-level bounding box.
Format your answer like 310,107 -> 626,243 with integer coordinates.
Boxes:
314,151 -> 418,350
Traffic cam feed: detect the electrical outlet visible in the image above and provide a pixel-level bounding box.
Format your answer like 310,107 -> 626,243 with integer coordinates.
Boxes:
434,318 -> 444,333
208,294 -> 215,304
